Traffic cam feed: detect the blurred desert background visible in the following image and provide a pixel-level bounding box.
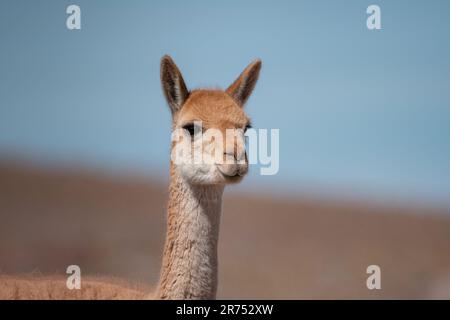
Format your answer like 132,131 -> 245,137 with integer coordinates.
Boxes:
1,159 -> 450,299
2,1 -> 450,299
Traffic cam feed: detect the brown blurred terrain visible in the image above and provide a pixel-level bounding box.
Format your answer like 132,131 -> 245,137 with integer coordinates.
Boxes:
1,160 -> 450,299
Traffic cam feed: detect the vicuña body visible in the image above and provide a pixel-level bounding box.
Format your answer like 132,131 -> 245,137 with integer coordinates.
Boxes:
0,55 -> 262,300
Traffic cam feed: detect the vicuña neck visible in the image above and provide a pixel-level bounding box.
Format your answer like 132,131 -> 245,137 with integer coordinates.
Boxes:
156,167 -> 224,299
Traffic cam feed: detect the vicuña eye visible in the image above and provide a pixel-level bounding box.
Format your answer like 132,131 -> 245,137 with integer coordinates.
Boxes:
182,123 -> 197,136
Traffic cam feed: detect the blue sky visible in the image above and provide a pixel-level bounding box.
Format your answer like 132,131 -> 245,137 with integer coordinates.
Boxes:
1,0 -> 450,208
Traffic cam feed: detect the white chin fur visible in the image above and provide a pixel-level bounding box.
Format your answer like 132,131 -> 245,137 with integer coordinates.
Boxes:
177,164 -> 225,185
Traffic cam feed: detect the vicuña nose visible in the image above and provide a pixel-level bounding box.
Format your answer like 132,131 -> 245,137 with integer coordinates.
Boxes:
223,135 -> 245,163
235,149 -> 245,162
223,152 -> 236,164
223,151 -> 247,166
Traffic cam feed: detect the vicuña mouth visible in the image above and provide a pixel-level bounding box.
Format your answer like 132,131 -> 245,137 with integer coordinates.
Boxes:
217,168 -> 245,182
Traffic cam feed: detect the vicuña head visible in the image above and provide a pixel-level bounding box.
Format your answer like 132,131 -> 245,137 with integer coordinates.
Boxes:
161,55 -> 261,186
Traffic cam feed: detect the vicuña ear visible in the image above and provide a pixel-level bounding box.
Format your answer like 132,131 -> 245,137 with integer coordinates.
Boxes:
160,55 -> 189,113
226,59 -> 262,107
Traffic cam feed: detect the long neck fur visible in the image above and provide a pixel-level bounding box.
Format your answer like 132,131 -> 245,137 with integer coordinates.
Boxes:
155,164 -> 224,299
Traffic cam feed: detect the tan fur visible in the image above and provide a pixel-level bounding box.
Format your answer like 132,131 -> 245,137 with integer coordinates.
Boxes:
155,168 -> 224,299
176,90 -> 250,131
0,56 -> 261,300
0,275 -> 149,300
